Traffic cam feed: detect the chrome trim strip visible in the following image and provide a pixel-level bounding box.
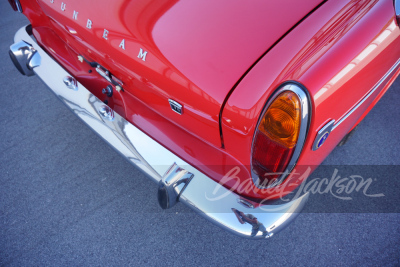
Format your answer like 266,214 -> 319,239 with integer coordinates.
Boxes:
395,0 -> 400,18
251,84 -> 310,189
12,25 -> 309,239
15,0 -> 23,13
332,58 -> 400,131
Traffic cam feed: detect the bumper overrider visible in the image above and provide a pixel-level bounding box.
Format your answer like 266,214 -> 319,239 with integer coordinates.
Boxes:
9,25 -> 309,239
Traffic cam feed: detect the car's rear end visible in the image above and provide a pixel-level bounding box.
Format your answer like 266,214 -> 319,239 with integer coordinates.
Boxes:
7,0 -> 400,238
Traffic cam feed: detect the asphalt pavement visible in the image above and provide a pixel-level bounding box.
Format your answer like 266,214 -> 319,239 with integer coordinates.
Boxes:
1,3 -> 399,266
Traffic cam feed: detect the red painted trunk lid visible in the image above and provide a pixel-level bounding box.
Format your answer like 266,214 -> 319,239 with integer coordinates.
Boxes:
36,0 -> 323,147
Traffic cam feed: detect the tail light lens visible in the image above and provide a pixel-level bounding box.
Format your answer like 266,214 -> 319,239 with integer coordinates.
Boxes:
251,84 -> 309,188
8,0 -> 22,12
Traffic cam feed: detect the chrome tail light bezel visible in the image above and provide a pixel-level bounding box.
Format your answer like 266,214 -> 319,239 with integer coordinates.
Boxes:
250,83 -> 311,189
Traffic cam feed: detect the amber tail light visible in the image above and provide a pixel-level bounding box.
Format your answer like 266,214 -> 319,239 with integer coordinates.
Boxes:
251,84 -> 309,188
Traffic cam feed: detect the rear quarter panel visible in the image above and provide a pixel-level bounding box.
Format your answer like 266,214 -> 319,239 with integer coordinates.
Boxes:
221,0 -> 400,198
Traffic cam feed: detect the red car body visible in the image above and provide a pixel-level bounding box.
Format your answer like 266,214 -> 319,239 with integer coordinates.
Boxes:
7,0 -> 400,238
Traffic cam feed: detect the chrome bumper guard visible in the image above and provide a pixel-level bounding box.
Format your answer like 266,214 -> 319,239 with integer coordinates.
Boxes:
10,25 -> 309,239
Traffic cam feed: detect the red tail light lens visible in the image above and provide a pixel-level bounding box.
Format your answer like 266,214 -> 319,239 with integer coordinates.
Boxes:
251,85 -> 309,188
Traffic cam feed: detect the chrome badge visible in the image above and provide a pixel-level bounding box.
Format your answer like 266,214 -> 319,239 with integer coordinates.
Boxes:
312,120 -> 335,151
168,99 -> 183,115
46,0 -> 150,62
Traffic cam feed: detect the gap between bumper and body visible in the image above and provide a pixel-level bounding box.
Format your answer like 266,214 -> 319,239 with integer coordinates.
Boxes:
10,25 -> 309,239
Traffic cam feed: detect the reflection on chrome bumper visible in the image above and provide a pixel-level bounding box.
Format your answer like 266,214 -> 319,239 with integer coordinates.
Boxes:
11,25 -> 309,239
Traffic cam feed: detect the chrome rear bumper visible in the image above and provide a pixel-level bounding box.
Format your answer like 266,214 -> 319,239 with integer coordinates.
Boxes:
10,25 -> 309,239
